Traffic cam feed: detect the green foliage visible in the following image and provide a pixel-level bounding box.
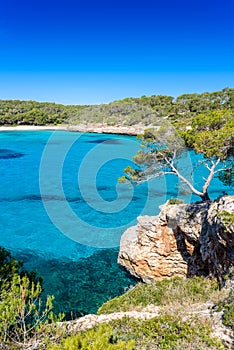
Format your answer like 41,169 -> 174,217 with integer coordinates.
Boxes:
0,275 -> 53,344
68,101 -> 158,126
121,108 -> 233,201
51,316 -> 224,350
98,277 -> 219,314
218,164 -> 234,187
47,323 -> 135,350
168,198 -> 185,205
0,247 -> 64,349
0,247 -> 42,291
215,285 -> 234,329
108,316 -> 224,350
217,210 -> 234,226
0,247 -> 22,289
120,123 -> 186,185
0,248 -> 228,349
96,278 -> 227,349
183,110 -> 234,159
221,296 -> 234,329
217,210 -> 234,235
48,313 -> 224,349
1,87 -> 234,127
0,99 -> 85,126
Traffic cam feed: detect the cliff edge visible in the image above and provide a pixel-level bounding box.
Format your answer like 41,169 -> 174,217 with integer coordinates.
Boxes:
118,196 -> 234,282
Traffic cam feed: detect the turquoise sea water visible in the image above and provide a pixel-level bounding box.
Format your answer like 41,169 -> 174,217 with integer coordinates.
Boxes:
0,131 -> 233,318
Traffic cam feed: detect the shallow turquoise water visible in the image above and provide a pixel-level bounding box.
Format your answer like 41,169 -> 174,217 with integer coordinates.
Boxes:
0,131 -> 232,317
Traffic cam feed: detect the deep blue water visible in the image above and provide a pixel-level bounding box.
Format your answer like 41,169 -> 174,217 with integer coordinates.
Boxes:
0,131 -> 233,318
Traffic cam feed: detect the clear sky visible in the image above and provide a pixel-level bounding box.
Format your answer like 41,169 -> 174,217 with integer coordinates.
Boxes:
0,0 -> 234,105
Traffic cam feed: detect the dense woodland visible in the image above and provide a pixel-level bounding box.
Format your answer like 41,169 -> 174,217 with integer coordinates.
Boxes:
0,87 -> 234,126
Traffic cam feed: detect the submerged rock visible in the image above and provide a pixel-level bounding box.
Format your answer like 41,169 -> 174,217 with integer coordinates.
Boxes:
118,196 -> 234,282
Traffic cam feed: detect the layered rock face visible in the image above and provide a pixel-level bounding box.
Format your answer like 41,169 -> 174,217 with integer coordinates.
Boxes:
118,196 -> 234,282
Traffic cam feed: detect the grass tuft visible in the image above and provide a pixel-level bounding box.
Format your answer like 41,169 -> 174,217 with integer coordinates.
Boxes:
97,277 -> 221,314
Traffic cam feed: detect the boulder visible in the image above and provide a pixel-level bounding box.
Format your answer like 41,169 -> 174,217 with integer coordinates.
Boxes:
118,196 -> 234,282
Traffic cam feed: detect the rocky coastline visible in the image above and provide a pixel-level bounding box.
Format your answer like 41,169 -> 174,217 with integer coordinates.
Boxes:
0,123 -> 146,136
118,195 -> 234,282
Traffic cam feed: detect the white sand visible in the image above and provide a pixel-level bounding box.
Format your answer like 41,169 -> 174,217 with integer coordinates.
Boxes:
0,125 -> 68,131
0,124 -> 145,135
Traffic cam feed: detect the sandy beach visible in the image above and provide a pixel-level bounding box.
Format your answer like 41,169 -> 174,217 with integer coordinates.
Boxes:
0,125 -> 68,131
0,124 -> 146,135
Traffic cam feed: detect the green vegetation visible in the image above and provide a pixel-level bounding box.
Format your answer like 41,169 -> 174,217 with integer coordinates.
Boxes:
1,87 -> 234,126
168,198 -> 185,205
116,87 -> 234,123
46,276 -> 232,349
0,248 -> 232,349
48,323 -> 135,350
0,247 -> 23,288
0,247 -> 64,349
217,211 -> 234,232
97,277 -> 220,314
216,269 -> 234,329
218,293 -> 234,329
110,316 -> 224,350
0,99 -> 85,126
95,277 -> 230,349
120,109 -> 234,201
0,87 -> 233,348
182,110 -> 234,159
48,316 -> 225,350
115,90 -> 234,202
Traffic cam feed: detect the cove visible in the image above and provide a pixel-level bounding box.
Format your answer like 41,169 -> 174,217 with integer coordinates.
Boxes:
0,130 -> 233,318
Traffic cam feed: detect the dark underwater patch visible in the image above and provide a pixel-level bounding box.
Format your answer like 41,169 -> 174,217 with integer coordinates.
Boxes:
0,149 -> 24,159
13,248 -> 137,320
85,138 -> 111,144
85,138 -> 121,145
97,185 -> 110,191
103,139 -> 121,144
0,194 -> 82,203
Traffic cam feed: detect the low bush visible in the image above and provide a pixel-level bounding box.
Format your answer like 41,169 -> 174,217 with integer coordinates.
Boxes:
168,198 -> 185,205
0,247 -> 64,349
47,323 -> 135,350
48,315 -> 224,350
98,277 -> 219,314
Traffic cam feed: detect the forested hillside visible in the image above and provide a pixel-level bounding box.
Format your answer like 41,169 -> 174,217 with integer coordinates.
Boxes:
0,100 -> 86,126
0,87 -> 234,126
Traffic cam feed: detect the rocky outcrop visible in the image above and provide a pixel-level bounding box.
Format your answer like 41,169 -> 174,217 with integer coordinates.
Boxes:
118,196 -> 234,282
67,123 -> 146,135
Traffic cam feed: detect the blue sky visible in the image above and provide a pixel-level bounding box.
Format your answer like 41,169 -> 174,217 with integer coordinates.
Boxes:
0,0 -> 233,104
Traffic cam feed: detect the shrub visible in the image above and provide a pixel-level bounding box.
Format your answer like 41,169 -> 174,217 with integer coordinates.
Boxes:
109,316 -> 225,350
48,316 -> 224,350
98,277 -> 219,314
47,323 -> 135,350
168,198 -> 185,205
0,247 -> 64,349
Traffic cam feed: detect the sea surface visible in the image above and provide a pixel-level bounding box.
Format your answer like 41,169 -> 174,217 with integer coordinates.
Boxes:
0,130 -> 232,318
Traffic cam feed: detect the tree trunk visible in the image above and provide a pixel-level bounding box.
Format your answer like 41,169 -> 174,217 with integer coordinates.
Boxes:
201,159 -> 220,202
200,191 -> 210,202
170,162 -> 213,202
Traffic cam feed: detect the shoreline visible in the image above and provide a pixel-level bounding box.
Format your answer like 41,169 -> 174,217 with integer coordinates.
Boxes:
0,123 -> 146,135
0,125 -> 67,131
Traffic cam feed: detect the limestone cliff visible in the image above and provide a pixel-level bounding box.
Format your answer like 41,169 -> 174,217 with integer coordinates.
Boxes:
118,196 -> 234,282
